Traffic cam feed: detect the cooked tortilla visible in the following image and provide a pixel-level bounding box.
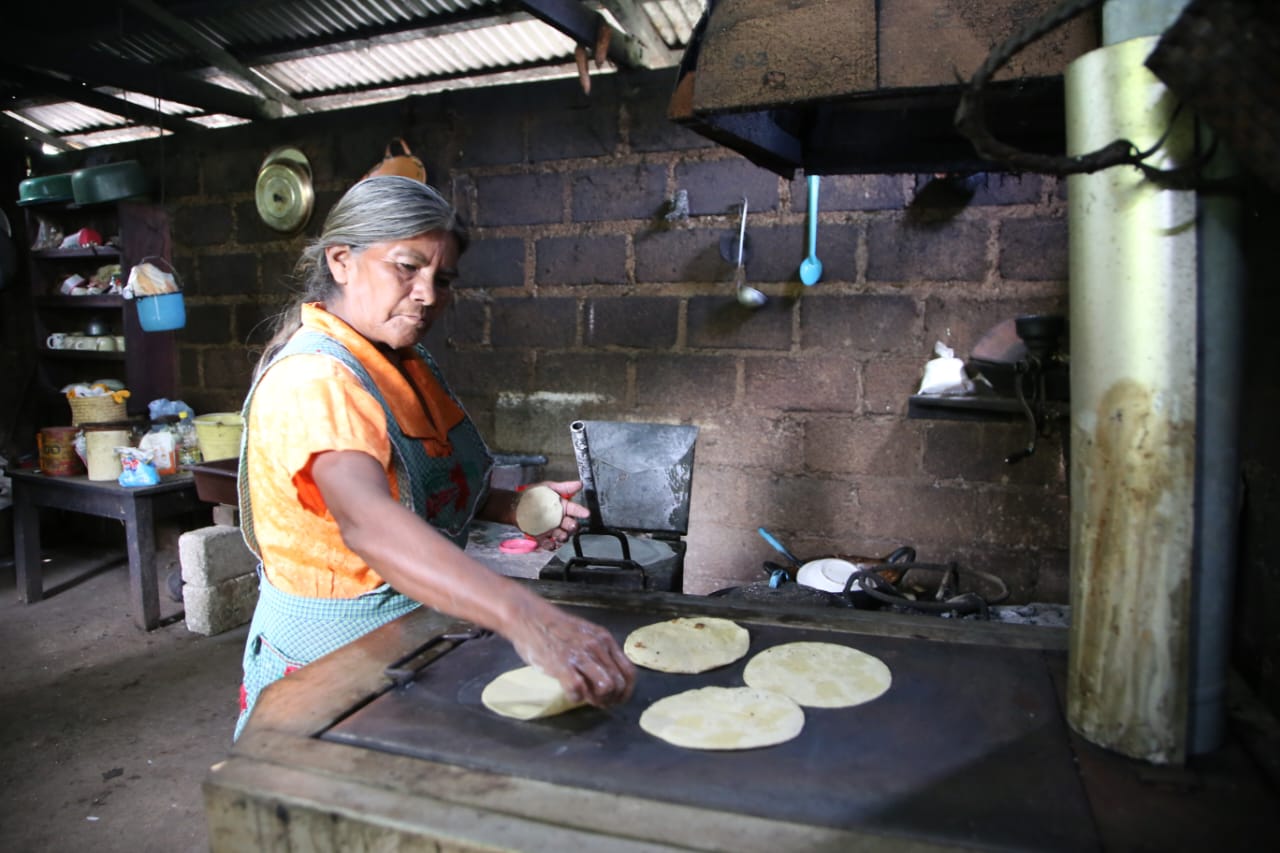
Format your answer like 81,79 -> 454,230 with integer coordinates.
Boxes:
480,665 -> 585,720
515,485 -> 562,537
742,641 -> 892,708
623,616 -> 749,673
639,686 -> 804,750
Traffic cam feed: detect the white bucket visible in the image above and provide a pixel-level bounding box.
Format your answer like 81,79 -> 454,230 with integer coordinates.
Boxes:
85,429 -> 131,481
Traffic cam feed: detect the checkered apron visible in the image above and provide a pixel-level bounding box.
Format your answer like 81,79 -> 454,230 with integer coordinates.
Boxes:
233,331 -> 492,740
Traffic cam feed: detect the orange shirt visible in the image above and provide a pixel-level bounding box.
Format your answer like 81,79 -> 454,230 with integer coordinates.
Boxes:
245,303 -> 464,598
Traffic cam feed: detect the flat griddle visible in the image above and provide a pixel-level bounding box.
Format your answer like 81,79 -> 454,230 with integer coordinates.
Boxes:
322,606 -> 1096,851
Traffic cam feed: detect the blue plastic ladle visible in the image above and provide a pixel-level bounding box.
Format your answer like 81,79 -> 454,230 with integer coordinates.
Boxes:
799,174 -> 822,286
757,527 -> 802,568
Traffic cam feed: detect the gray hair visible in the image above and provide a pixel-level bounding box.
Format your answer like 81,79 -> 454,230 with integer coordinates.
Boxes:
256,176 -> 469,372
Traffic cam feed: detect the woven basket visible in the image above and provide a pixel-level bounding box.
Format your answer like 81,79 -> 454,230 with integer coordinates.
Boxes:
69,395 -> 127,426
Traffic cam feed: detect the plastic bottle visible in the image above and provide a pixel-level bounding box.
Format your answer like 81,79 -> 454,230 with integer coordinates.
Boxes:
176,411 -> 203,465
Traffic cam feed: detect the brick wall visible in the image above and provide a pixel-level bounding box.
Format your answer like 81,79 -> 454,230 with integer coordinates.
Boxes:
96,69 -> 1072,601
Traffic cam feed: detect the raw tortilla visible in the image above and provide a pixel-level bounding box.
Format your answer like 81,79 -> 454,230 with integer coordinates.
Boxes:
639,686 -> 804,750
742,641 -> 892,708
515,485 -> 562,537
480,665 -> 585,720
624,616 -> 749,673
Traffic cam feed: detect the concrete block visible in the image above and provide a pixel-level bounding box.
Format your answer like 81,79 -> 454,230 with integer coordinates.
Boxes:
570,165 -> 667,222
789,173 -> 906,212
458,236 -> 525,289
475,173 -> 563,227
634,228 -> 725,284
180,525 -> 258,636
585,297 -> 677,349
536,235 -> 628,286
1000,217 -> 1069,281
172,203 -> 232,247
867,220 -> 988,283
212,504 -> 240,527
493,390 -> 614,457
798,294 -> 920,354
687,296 -> 792,351
184,572 -> 258,637
197,253 -> 258,297
674,159 -> 780,216
491,298 -> 578,348
179,525 -> 257,586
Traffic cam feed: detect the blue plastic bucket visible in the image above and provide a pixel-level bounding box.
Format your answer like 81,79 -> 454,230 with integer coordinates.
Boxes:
137,292 -> 186,332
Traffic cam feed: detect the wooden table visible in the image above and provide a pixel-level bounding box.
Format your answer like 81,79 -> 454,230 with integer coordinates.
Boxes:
8,468 -> 205,630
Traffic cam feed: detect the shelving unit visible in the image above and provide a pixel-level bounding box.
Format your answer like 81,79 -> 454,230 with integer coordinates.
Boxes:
23,199 -> 175,426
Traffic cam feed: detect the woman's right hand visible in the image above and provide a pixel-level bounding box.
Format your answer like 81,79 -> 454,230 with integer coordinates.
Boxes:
508,599 -> 635,708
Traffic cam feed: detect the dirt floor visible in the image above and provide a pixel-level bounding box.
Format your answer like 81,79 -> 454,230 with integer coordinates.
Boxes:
0,543 -> 247,853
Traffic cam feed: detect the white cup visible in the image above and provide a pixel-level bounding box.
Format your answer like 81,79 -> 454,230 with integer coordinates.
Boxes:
46,332 -> 67,349
94,336 -> 117,351
72,335 -> 96,351
114,335 -> 126,351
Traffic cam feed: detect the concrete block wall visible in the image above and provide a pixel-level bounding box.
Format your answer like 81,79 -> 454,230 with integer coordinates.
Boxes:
105,69 -> 1071,602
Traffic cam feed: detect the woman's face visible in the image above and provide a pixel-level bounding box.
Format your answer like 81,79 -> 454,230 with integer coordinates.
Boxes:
324,230 -> 460,350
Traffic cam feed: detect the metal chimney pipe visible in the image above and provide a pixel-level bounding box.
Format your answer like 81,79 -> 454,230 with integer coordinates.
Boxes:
1064,33 -> 1198,765
570,420 -> 604,531
1065,0 -> 1244,762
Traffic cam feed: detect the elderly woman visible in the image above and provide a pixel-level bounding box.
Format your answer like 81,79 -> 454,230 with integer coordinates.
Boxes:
233,176 -> 634,739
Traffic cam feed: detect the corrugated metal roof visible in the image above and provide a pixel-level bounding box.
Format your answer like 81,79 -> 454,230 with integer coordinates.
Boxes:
4,0 -> 705,152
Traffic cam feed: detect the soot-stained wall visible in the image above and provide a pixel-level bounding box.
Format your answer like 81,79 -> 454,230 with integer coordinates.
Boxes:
18,69 -> 1073,603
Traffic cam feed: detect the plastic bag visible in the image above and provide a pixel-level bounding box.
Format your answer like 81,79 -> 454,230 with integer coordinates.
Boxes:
117,447 -> 160,487
917,341 -> 974,396
148,398 -> 195,421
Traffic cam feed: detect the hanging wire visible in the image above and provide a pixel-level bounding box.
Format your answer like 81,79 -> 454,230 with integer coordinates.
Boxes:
953,0 -> 1235,192
155,94 -> 166,207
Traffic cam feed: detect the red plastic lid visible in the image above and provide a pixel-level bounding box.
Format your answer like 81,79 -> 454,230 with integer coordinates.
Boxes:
499,536 -> 539,554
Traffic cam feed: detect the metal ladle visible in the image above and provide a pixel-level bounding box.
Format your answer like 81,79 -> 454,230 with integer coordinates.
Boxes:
735,197 -> 766,308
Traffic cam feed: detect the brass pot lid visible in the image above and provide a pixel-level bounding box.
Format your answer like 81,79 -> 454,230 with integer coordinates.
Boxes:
255,147 -> 314,233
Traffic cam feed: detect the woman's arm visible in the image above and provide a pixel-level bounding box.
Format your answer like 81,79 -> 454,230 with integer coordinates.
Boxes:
311,449 -> 634,706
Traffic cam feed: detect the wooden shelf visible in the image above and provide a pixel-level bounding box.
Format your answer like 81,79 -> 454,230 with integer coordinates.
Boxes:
36,294 -> 125,309
32,246 -> 121,260
908,394 -> 1068,422
24,200 -> 175,427
39,347 -> 126,361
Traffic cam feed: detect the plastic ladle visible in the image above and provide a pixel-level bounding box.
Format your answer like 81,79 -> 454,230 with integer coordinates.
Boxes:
757,527 -> 802,569
799,174 -> 823,286
735,196 -> 766,308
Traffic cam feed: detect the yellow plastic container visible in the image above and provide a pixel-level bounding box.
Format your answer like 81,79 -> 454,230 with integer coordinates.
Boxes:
193,413 -> 244,461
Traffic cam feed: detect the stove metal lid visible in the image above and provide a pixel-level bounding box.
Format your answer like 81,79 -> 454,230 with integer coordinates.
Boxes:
574,421 -> 697,536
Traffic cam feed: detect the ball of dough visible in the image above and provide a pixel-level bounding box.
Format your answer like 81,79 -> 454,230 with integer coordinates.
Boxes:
515,485 -> 562,536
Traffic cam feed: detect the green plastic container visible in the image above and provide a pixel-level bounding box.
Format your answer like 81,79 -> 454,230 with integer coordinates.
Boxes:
17,173 -> 74,206
70,161 -> 149,205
